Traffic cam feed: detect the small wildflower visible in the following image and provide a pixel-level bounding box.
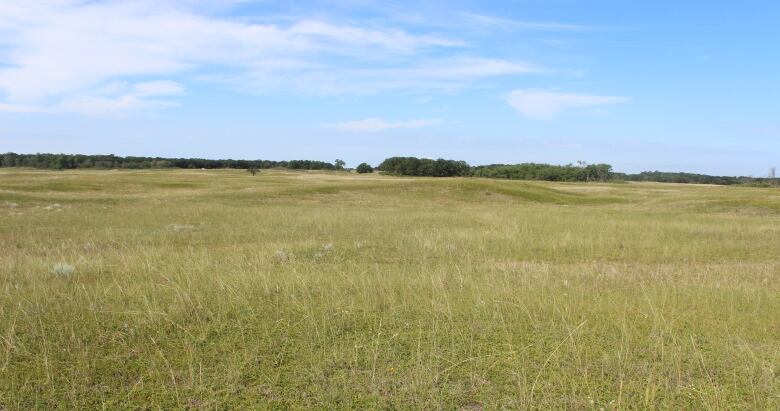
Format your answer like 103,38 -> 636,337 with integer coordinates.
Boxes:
51,262 -> 75,276
275,250 -> 289,262
322,243 -> 333,252
168,224 -> 195,232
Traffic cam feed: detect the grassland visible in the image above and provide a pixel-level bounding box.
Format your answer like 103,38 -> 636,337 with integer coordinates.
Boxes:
0,168 -> 778,409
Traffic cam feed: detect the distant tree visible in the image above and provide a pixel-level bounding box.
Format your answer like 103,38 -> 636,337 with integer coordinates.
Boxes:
335,159 -> 346,170
0,153 -> 338,172
584,163 -> 613,182
377,157 -> 470,177
356,163 -> 373,174
0,152 -> 764,186
622,171 -> 741,185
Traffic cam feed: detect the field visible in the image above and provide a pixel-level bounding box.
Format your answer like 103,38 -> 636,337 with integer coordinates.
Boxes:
0,169 -> 778,409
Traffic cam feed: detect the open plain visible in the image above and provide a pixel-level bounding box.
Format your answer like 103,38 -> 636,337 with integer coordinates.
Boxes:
1,169 -> 778,409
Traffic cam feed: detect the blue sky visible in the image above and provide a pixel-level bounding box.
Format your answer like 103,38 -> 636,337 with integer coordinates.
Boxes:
0,0 -> 778,175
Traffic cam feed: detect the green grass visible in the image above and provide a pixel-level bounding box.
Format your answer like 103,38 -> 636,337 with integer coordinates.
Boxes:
1,169 -> 778,409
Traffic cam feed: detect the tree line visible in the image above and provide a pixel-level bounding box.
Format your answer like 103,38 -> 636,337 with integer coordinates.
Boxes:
376,157 -> 613,181
377,157 -> 611,181
615,171 -> 741,185
377,157 -> 776,185
377,157 -> 471,177
471,163 -> 613,182
2,152 -> 776,186
0,153 -> 337,171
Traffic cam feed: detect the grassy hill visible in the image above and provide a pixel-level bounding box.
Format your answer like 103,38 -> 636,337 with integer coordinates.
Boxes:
1,169 -> 778,409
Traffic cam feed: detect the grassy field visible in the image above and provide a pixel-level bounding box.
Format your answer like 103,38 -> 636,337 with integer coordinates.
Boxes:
0,168 -> 778,409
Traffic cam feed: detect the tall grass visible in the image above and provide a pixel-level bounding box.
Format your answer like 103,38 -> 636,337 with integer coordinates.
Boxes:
0,169 -> 778,409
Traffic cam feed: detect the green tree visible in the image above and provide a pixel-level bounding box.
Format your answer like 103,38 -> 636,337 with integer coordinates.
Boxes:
335,159 -> 346,170
377,157 -> 470,177
356,163 -> 373,174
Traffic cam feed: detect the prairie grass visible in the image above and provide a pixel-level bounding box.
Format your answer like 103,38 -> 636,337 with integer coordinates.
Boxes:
0,169 -> 778,409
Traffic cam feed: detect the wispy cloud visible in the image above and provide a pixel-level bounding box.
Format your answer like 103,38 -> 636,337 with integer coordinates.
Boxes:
0,1 -> 538,115
327,118 -> 442,132
289,20 -> 463,52
0,79 -> 185,115
0,102 -> 44,114
228,56 -> 541,95
58,81 -> 185,116
460,12 -> 597,32
131,81 -> 185,98
506,89 -> 629,120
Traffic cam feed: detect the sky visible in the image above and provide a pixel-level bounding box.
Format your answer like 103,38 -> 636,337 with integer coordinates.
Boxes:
0,0 -> 778,175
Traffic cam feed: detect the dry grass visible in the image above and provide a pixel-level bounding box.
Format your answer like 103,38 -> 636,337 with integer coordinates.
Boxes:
0,168 -> 778,409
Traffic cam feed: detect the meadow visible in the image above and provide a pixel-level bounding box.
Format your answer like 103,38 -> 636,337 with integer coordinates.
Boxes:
0,168 -> 778,409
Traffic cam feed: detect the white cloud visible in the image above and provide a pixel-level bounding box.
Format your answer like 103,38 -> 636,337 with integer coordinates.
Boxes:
231,56 -> 541,95
405,57 -> 538,80
0,102 -> 44,114
58,95 -> 178,116
460,12 -> 596,32
506,89 -> 628,120
0,1 -> 537,115
132,81 -> 185,97
289,20 -> 461,53
58,81 -> 185,116
327,118 -> 442,132
0,1 -> 306,102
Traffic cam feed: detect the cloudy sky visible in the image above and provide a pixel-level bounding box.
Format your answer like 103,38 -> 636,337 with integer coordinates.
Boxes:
1,0 -> 778,175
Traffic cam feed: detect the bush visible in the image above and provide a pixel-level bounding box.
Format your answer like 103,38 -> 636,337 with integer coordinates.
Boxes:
377,157 -> 470,177
356,163 -> 374,174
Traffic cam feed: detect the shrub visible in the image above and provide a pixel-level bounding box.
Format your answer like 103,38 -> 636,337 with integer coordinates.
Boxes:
356,163 -> 374,174
377,157 -> 470,177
